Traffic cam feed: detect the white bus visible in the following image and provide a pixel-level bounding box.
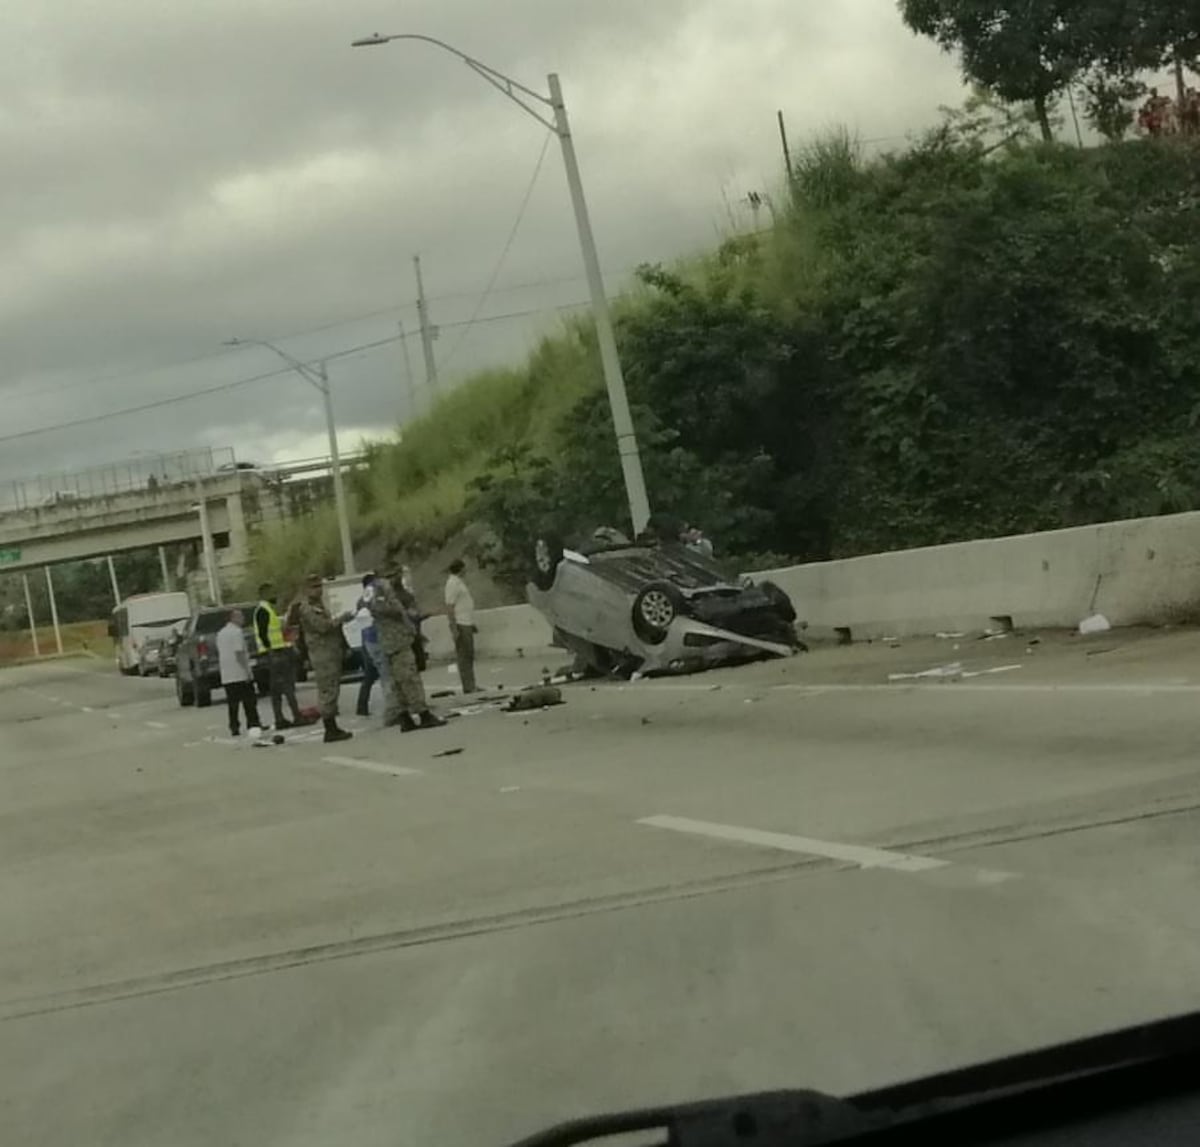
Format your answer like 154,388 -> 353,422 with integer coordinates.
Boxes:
110,592 -> 192,675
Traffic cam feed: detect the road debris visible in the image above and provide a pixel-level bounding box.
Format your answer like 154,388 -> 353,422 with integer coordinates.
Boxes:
936,631 -> 966,639
1079,613 -> 1112,636
432,748 -> 464,759
961,664 -> 1023,679
506,685 -> 564,712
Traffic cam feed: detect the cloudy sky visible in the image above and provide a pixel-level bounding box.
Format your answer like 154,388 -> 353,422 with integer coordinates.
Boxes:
2,0 -> 968,491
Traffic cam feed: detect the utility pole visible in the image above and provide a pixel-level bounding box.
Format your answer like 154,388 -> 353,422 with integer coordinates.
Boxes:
413,255 -> 439,394
159,545 -> 172,591
398,319 -> 419,416
777,110 -> 795,189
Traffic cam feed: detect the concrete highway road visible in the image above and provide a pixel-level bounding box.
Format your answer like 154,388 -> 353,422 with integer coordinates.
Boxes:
5,629 -> 1200,1145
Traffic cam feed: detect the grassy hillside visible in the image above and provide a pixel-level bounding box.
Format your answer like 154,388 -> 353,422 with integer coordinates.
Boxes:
252,115 -> 1200,599
249,315 -> 612,589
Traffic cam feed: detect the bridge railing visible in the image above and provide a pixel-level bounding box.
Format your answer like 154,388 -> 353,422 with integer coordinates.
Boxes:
0,447 -> 236,513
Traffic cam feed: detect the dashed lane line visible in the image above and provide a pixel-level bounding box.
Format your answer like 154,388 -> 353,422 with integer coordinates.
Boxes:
321,756 -> 423,778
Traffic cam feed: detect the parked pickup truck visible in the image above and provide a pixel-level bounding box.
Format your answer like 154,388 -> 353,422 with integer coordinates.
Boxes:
174,604 -> 270,708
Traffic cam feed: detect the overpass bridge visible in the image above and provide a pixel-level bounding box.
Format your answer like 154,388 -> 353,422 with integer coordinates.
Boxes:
0,448 -> 355,600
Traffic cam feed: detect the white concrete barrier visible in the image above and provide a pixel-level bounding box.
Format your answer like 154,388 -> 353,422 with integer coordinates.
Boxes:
753,511 -> 1200,639
422,604 -> 553,662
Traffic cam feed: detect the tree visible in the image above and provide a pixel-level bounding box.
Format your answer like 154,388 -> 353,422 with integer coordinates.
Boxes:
1080,69 -> 1144,142
898,0 -> 1096,141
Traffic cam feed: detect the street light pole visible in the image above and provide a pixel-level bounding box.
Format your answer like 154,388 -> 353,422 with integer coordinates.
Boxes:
349,32 -> 652,536
315,360 -> 357,576
225,339 -> 356,576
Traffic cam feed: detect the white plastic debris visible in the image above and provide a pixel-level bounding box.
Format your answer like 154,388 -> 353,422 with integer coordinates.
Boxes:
1078,614 -> 1112,636
936,632 -> 966,639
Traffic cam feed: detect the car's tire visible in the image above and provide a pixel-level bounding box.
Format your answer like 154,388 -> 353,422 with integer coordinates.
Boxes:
195,676 -> 213,708
176,672 -> 195,708
632,581 -> 685,645
760,580 -> 797,623
531,535 -> 565,592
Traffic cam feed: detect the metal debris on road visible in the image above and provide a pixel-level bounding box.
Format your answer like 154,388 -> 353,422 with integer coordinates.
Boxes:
432,748 -> 464,759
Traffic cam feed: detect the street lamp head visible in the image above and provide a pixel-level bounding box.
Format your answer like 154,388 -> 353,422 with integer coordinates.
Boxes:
351,33 -> 390,47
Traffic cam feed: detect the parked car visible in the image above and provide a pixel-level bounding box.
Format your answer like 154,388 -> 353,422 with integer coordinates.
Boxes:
175,604 -> 269,707
527,532 -> 803,677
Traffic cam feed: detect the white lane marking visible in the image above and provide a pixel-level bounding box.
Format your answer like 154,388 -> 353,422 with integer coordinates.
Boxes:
80,706 -> 94,713
144,721 -> 168,730
638,815 -> 949,873
321,756 -> 422,778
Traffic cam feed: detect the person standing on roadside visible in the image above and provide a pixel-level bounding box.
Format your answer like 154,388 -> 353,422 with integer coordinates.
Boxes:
444,558 -> 478,694
217,608 -> 262,738
355,573 -> 390,718
296,574 -> 354,744
254,582 -> 302,730
372,564 -> 445,732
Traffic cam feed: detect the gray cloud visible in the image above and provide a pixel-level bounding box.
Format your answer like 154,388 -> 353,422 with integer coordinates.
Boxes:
1,0 -> 965,486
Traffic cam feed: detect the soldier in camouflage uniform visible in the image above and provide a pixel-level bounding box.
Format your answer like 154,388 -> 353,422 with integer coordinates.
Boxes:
371,568 -> 445,732
296,574 -> 354,743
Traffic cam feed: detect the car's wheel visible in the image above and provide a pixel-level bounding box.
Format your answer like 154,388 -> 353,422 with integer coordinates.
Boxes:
531,535 -> 564,592
176,672 -> 195,708
760,580 -> 797,623
195,677 -> 212,708
632,581 -> 685,645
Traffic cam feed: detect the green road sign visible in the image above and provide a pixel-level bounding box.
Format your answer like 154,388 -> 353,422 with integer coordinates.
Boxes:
0,548 -> 21,565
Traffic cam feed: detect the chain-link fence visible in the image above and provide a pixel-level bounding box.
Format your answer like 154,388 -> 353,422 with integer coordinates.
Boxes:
0,447 -> 236,512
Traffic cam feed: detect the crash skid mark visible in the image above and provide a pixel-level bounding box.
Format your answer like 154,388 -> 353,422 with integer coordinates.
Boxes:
638,815 -> 1014,886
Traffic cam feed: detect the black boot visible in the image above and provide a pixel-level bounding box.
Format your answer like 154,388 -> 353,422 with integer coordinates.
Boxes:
417,710 -> 446,730
394,712 -> 418,733
323,718 -> 353,744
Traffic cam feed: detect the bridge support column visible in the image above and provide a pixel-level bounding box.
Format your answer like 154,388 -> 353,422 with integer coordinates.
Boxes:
44,567 -> 63,655
22,575 -> 40,658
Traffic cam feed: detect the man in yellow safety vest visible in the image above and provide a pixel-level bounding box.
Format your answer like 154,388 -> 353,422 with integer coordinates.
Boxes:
255,582 -> 303,730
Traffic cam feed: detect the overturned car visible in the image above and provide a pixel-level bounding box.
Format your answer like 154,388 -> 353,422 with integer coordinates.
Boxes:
526,532 -> 804,677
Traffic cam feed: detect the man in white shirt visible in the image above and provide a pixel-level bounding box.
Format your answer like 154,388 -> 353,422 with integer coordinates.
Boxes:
217,608 -> 261,737
444,559 -> 477,694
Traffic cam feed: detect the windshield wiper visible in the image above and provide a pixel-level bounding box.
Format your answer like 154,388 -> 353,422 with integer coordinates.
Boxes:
506,1008 -> 1200,1145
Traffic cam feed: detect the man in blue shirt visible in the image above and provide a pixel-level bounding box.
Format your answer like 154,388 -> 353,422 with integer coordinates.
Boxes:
355,573 -> 390,717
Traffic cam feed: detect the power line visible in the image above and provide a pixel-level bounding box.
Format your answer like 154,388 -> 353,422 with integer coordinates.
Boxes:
0,332 -> 406,447
0,302 -> 591,445
443,131 -> 554,371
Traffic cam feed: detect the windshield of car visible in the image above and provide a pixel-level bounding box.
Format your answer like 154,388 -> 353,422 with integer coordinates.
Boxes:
5,6 -> 1200,1147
